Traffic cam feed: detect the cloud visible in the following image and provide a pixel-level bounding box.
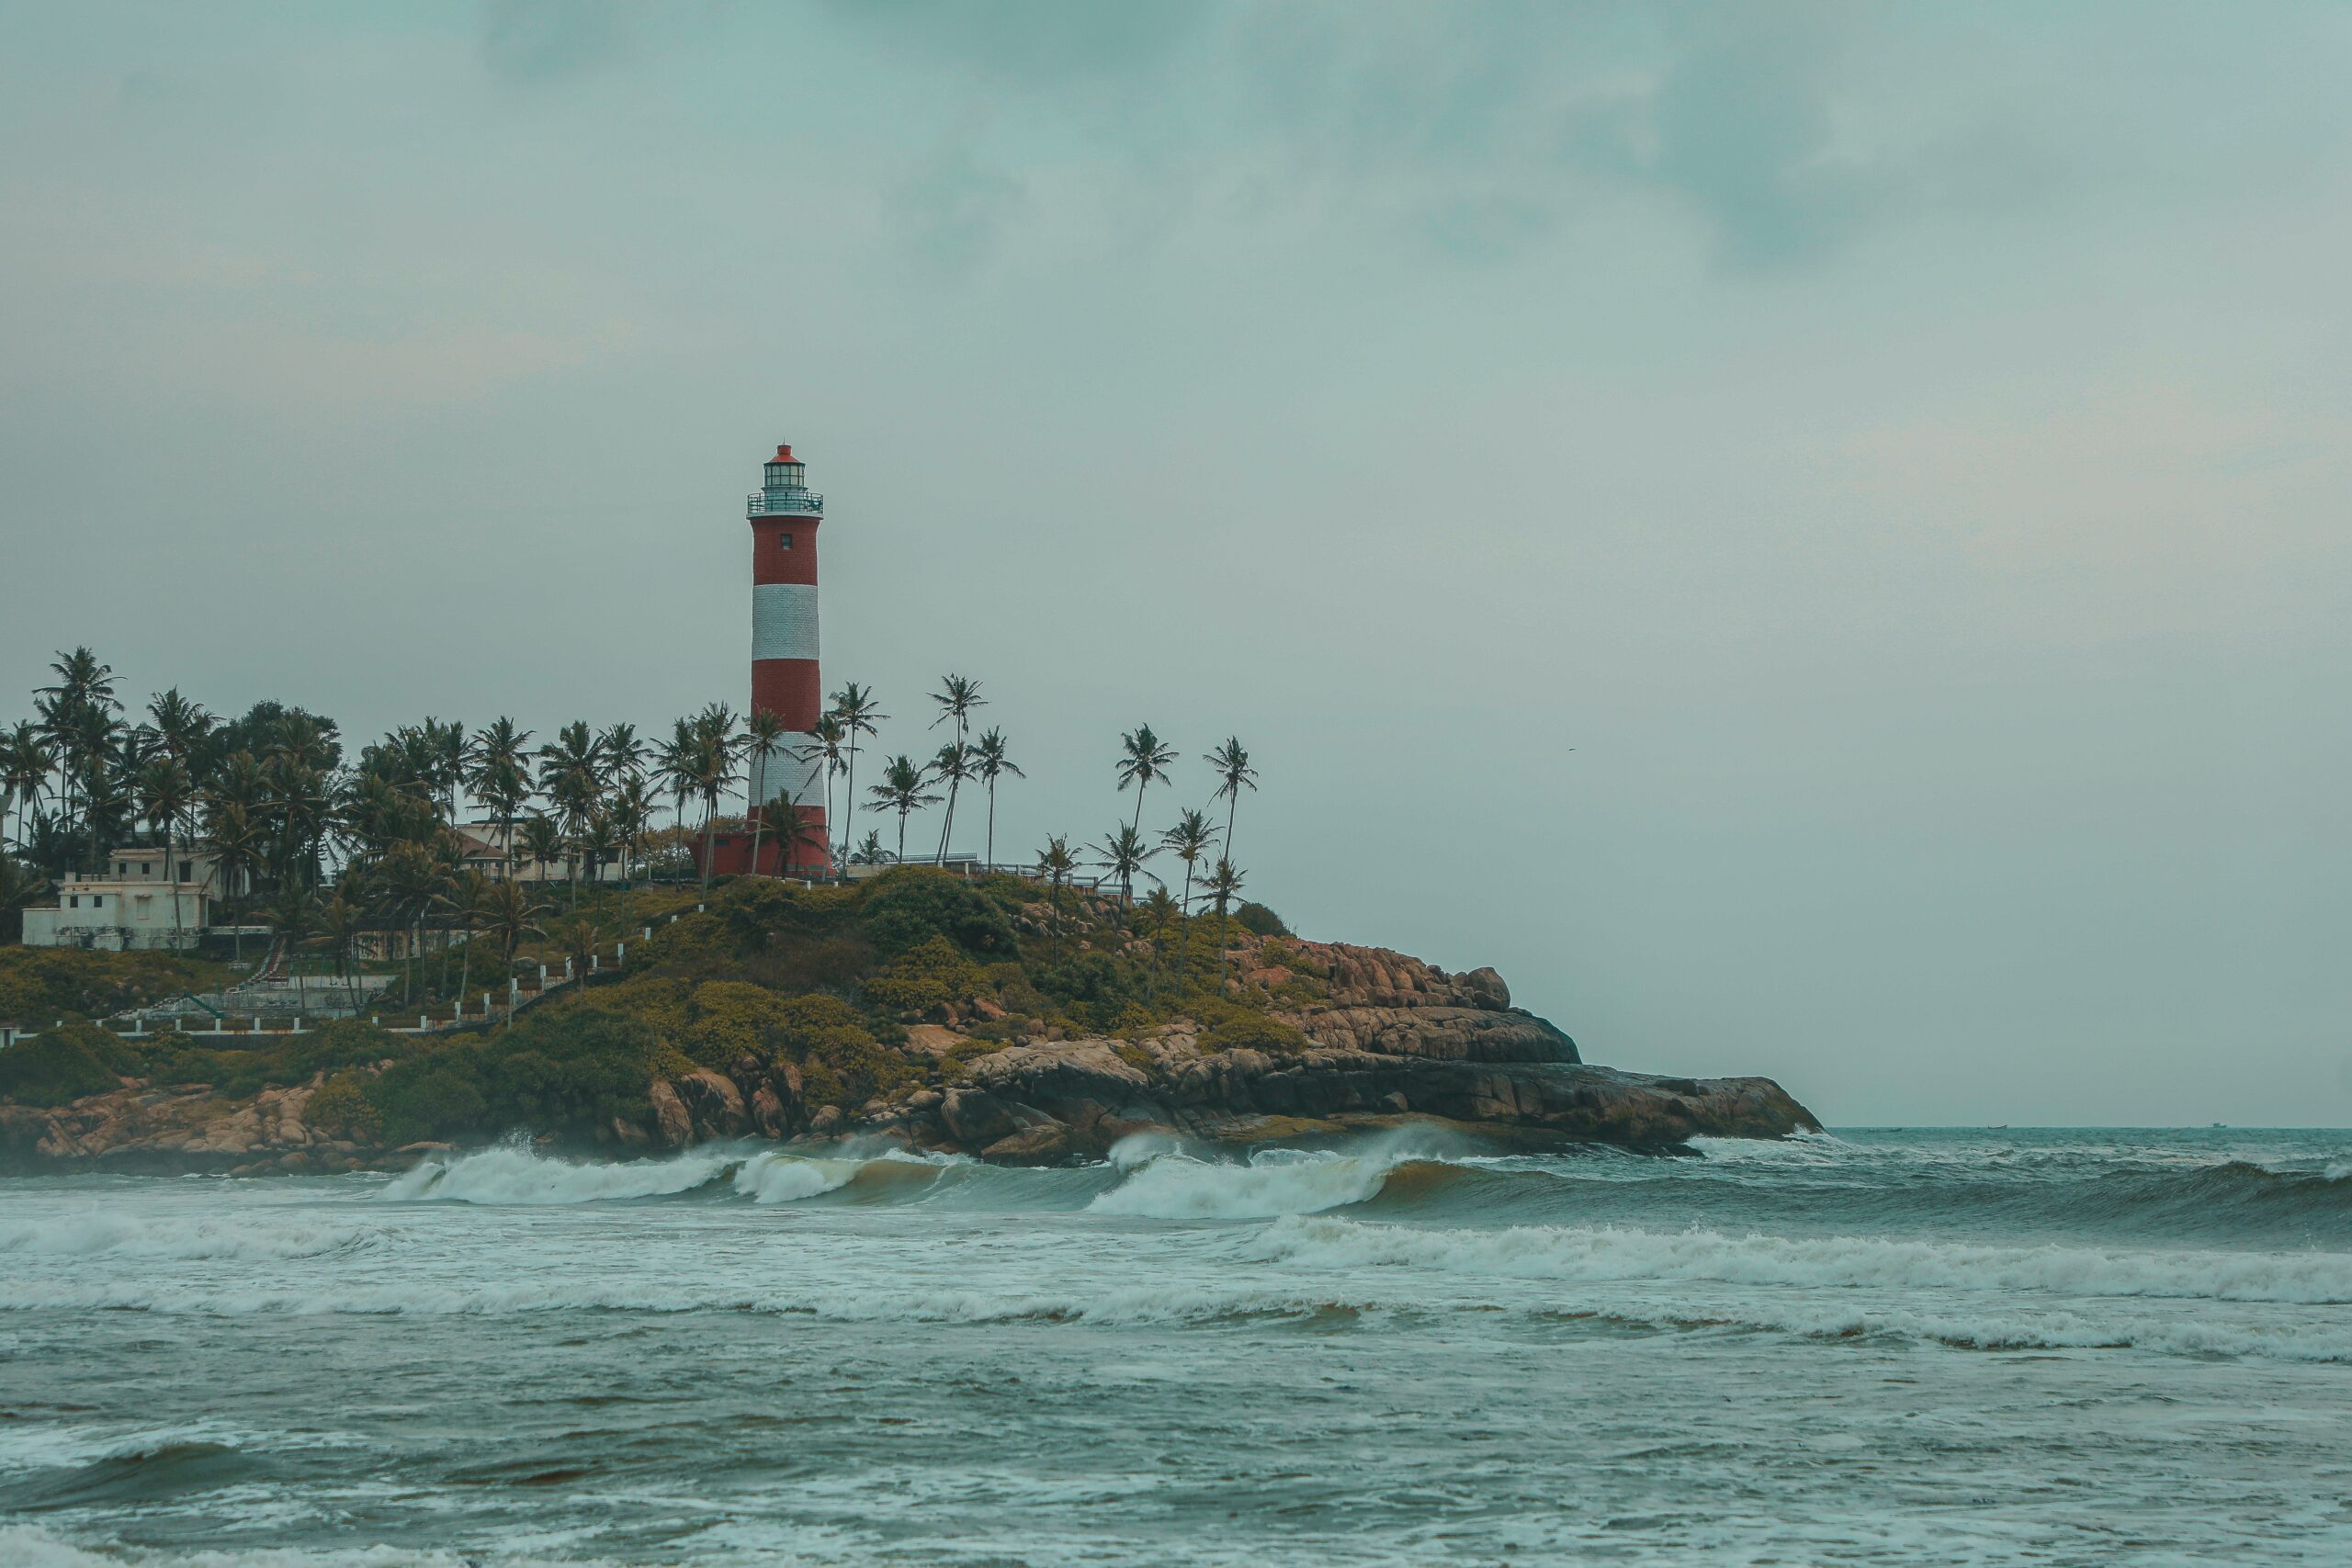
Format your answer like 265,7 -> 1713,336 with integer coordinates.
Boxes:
479,0 -> 632,84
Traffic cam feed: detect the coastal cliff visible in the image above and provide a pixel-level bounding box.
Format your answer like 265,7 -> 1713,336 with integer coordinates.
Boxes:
0,871 -> 1816,1172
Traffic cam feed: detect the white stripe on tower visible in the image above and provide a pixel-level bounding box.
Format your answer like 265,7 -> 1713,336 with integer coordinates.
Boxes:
751,583 -> 820,661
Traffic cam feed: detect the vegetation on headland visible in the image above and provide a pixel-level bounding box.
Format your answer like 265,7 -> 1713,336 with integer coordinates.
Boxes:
2,867 -> 1303,1147
3,648 -> 1307,1151
2,649 -> 1261,1007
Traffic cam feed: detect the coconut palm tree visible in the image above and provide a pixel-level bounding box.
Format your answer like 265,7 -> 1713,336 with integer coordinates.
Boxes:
763,784 -> 831,879
465,717 -> 534,874
519,813 -> 563,886
794,713 -> 848,874
475,878 -> 548,975
537,721 -> 603,900
598,722 -> 645,787
0,854 -> 48,944
201,796 -> 264,960
438,869 -> 496,1008
1036,835 -> 1076,938
688,704 -> 743,888
1202,737 -> 1258,865
656,718 -> 698,844
866,754 -> 940,864
307,887 -> 367,992
1159,807 -> 1219,975
970,728 -> 1023,870
826,682 -> 886,864
1116,724 -> 1177,835
136,754 -> 196,943
1090,822 -> 1158,909
2,722 -> 54,852
929,740 -> 972,864
1201,857 -> 1246,983
743,707 -> 789,877
262,883 -> 316,1004
927,676 -> 984,856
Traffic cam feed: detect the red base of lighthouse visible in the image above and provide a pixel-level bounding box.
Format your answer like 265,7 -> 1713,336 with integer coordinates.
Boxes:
695,805 -> 831,879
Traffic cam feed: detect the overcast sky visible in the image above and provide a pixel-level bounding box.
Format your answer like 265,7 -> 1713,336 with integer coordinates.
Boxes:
3,1 -> 2346,1125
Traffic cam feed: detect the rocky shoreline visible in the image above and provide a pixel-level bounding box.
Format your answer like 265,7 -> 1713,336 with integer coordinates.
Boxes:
0,935 -> 1818,1173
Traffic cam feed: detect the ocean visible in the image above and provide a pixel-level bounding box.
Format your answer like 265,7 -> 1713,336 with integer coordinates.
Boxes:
2,1126 -> 2347,1566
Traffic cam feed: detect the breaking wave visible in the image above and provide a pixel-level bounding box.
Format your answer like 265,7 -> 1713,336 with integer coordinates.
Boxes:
375,1142 -> 962,1207
0,1213 -> 373,1262
1085,1131 -> 1484,1220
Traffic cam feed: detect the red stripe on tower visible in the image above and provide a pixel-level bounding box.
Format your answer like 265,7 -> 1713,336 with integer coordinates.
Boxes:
743,442 -> 829,873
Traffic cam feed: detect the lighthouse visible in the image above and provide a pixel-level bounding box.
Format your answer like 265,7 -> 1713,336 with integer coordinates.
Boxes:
744,442 -> 828,872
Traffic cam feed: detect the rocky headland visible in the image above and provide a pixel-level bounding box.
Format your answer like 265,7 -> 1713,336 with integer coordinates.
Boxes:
0,874 -> 1817,1174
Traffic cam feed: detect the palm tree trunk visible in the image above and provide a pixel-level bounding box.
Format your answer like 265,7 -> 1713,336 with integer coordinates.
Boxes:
841,743 -> 858,866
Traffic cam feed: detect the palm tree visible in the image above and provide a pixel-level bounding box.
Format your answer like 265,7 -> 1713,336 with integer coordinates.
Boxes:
465,717 -> 534,874
930,740 -> 972,864
537,721 -> 603,900
608,775 -> 654,891
308,887 -> 367,993
201,796 -> 264,960
930,674 -> 985,741
379,837 -> 456,1005
418,717 -> 468,821
763,785 -> 831,879
2,722 -> 54,853
437,869 -> 496,1010
1116,724 -> 1177,835
1201,857 -> 1246,983
656,718 -> 698,844
136,755 -> 196,943
688,704 -> 743,888
0,855 -> 51,945
519,813 -> 564,886
743,707 -> 789,877
827,682 -> 886,866
1139,886 -> 1180,991
927,675 -> 984,859
1159,807 -> 1219,976
475,879 -> 548,975
866,754 -> 940,864
795,713 -> 848,874
970,728 -> 1023,870
262,883 -> 316,1003
1036,835 -> 1076,938
598,722 -> 645,787
1090,822 -> 1158,909
1203,737 -> 1258,865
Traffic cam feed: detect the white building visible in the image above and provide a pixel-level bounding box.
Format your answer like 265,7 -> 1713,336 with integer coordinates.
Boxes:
21,873 -> 212,951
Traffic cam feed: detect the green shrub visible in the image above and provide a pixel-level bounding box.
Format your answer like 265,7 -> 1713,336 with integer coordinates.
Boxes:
1235,902 -> 1289,938
1198,1012 -> 1311,1055
307,1072 -> 382,1140
0,949 -> 231,1024
143,1019 -> 414,1099
0,1022 -> 130,1107
857,868 -> 1018,958
863,936 -> 986,1013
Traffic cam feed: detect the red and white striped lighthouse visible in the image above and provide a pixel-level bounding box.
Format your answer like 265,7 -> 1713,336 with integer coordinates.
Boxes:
744,442 -> 828,872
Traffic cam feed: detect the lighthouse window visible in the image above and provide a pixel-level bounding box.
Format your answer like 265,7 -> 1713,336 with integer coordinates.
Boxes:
780,533 -> 794,550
